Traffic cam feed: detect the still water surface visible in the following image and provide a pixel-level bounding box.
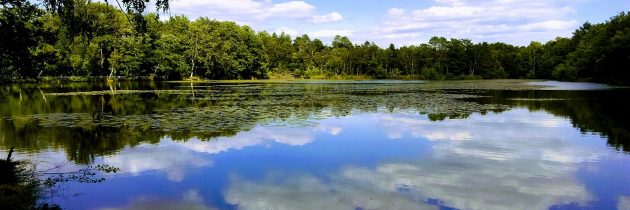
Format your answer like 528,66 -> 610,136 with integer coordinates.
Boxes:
1,80 -> 629,210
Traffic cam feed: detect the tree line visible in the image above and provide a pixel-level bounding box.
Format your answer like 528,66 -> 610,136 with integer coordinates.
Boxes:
1,0 -> 629,84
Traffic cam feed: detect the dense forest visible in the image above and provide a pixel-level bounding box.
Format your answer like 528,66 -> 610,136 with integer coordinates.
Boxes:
1,0 -> 629,84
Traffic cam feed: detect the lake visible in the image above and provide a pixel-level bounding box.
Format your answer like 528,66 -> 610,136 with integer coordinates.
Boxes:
1,80 -> 629,210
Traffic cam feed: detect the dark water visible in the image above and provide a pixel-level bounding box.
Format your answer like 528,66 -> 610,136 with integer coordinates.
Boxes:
1,80 -> 629,210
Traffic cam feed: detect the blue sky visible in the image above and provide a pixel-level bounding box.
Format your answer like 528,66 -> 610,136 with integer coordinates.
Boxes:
162,0 -> 629,47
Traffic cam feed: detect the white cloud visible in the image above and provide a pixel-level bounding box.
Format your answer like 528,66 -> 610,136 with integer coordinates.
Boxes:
177,127 -> 315,155
341,158 -> 591,210
415,6 -> 483,17
372,0 -> 580,46
102,140 -> 213,182
387,8 -> 405,16
517,20 -> 578,31
619,196 -> 630,210
225,175 -> 438,210
78,121 -> 343,183
268,1 -> 316,18
97,123 -> 341,182
310,29 -> 354,38
225,110 -> 609,210
312,12 -> 343,23
313,124 -> 343,135
377,109 -> 607,164
100,189 -> 214,210
275,26 -> 299,37
176,123 -> 342,154
168,0 -> 316,21
425,131 -> 472,141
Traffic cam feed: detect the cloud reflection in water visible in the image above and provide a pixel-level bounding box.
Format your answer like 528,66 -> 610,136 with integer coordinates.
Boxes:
100,122 -> 343,182
225,109 -> 609,210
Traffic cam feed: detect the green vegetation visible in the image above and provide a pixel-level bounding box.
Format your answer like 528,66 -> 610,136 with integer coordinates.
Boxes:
474,89 -> 630,152
0,1 -> 629,84
0,149 -> 43,210
1,146 -> 119,209
0,81 -> 512,163
1,81 -> 629,167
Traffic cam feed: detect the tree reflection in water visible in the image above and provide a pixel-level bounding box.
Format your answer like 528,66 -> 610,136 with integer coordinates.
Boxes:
1,81 -> 628,165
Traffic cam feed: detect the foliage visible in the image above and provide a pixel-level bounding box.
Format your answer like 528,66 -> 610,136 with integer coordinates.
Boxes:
555,13 -> 630,85
1,157 -> 41,210
0,1 -> 629,84
1,147 -> 119,209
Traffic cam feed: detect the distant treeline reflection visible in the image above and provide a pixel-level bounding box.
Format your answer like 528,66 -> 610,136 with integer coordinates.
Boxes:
471,90 -> 630,152
1,82 -> 628,165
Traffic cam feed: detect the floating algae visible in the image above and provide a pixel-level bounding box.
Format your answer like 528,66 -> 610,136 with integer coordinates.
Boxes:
3,80 -> 570,163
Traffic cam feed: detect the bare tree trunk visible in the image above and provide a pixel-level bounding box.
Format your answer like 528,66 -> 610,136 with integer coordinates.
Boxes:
109,67 -> 114,79
191,36 -> 198,79
6,147 -> 14,161
469,56 -> 477,76
190,59 -> 195,78
411,54 -> 415,76
190,82 -> 195,98
100,48 -> 104,69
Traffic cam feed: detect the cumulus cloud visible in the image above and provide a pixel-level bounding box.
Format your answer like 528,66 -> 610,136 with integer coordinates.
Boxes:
619,196 -> 630,210
372,0 -> 579,46
100,189 -> 215,210
225,175 -> 437,210
225,109 -> 609,210
180,123 -> 343,154
340,159 -> 590,210
312,12 -> 343,23
168,0 -> 316,22
387,8 -> 405,16
313,123 -> 343,135
167,0 -> 346,27
379,109 -> 605,163
93,121 -> 343,182
356,110 -> 605,209
275,26 -> 299,36
517,20 -> 578,32
310,29 -> 354,38
164,0 -> 354,41
102,140 -> 213,182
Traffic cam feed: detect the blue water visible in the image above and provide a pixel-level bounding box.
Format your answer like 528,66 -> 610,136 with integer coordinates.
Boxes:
3,81 -> 630,210
40,110 -> 630,210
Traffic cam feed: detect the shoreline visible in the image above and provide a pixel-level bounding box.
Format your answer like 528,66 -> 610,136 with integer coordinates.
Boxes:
1,77 -> 624,89
0,75 -> 530,84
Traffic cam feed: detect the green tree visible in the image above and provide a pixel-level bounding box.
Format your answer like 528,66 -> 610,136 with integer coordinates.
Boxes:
155,15 -> 190,79
260,32 -> 293,73
0,0 -> 44,79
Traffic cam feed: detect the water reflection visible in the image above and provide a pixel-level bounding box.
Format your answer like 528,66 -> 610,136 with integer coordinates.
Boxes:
619,196 -> 630,210
100,189 -> 214,210
42,109 -> 629,210
527,81 -> 613,90
1,81 -> 630,210
226,175 -> 437,210
353,111 -> 602,209
1,81 -> 510,164
222,110 -> 613,210
97,124 -> 343,183
472,89 -> 630,151
101,141 -> 213,182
